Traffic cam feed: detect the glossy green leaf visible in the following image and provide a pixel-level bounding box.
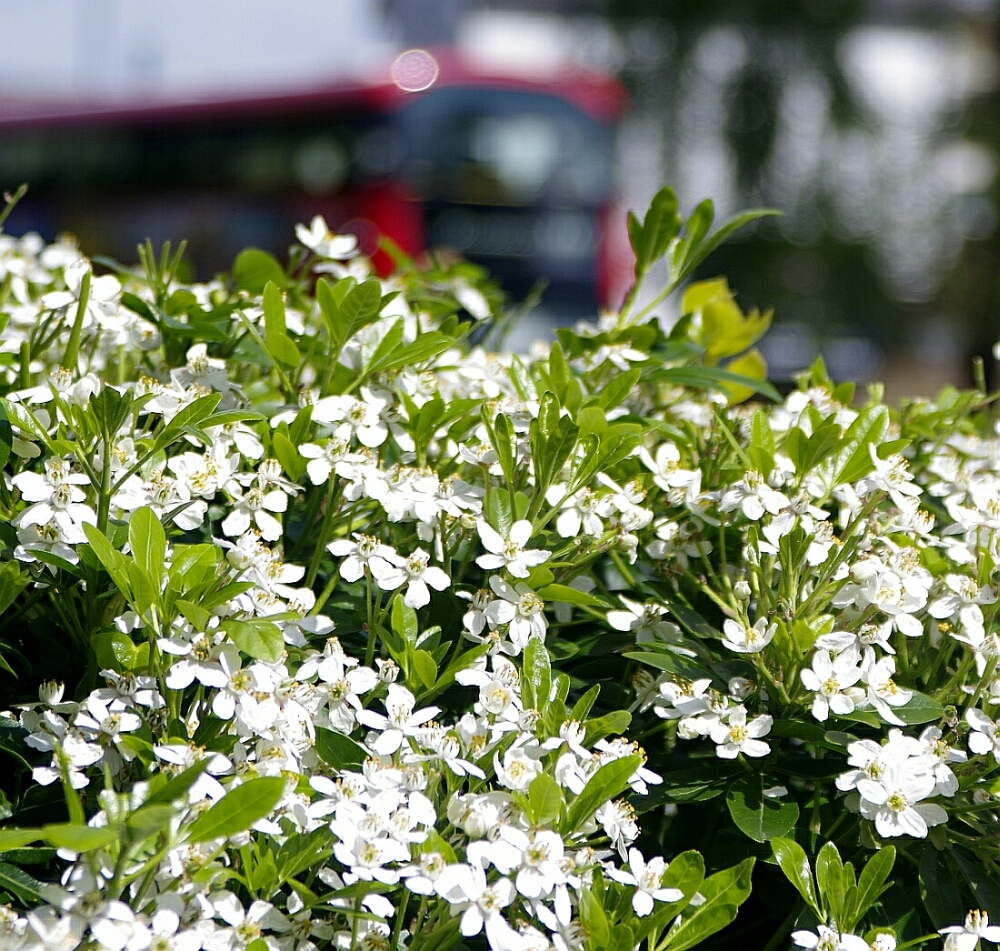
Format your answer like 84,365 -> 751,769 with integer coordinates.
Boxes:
233,248 -> 287,293
314,727 -> 367,772
816,841 -> 846,925
527,773 -> 564,826
522,636 -> 551,714
772,837 -> 820,914
890,691 -> 944,725
185,777 -> 286,843
0,862 -> 42,904
726,775 -> 799,843
129,506 -> 166,594
826,405 -> 889,487
666,858 -> 755,951
221,619 -> 284,663
919,846 -> 961,929
41,824 -> 119,852
563,754 -> 641,834
92,629 -> 138,672
848,845 -> 896,930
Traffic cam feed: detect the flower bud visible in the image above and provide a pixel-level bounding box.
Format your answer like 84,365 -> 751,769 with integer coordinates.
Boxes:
376,658 -> 399,684
518,708 -> 541,732
728,676 -> 753,701
734,580 -> 752,601
39,681 -> 65,705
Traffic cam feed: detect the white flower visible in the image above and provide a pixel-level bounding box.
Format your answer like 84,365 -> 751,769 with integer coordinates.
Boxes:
494,743 -> 543,791
476,519 -> 551,578
545,484 -> 609,538
486,576 -> 548,651
605,848 -> 684,917
860,655 -> 912,726
966,708 -> 1000,763
607,597 -> 683,645
856,761 -> 948,838
453,864 -> 522,951
719,469 -> 789,520
940,911 -> 1000,951
800,649 -> 863,721
928,574 -> 996,641
710,706 -> 772,759
356,684 -> 440,755
295,216 -> 359,259
721,618 -> 776,654
792,925 -> 870,951
220,480 -> 287,541
374,548 -> 450,608
326,533 -> 398,583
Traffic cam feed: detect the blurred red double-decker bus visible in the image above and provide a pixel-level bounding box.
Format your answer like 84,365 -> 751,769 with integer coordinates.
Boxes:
0,49 -> 631,317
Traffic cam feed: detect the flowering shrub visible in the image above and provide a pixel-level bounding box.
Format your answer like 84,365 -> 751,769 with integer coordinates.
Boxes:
0,184 -> 998,951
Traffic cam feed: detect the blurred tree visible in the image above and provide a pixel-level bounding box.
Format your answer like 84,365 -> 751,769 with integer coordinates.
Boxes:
606,0 -> 999,391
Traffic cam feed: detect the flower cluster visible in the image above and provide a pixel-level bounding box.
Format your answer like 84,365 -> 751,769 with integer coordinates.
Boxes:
3,185 -> 1000,951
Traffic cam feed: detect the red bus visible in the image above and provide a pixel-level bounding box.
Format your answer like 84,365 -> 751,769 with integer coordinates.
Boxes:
0,49 -> 631,316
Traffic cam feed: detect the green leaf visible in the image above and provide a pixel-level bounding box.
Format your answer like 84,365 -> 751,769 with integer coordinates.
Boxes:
816,841 -> 846,926
125,804 -> 177,843
580,886 -> 610,951
890,691 -> 944,726
826,405 -> 889,487
623,650 -> 710,682
322,278 -> 382,354
725,776 -> 799,843
918,846 -> 960,929
563,754 -> 641,834
233,248 -> 288,293
522,637 -> 551,714
392,597 -> 419,646
152,394 -> 222,453
535,584 -> 609,608
275,827 -> 335,883
0,404 -> 13,474
41,824 -> 119,852
583,710 -> 632,746
666,858 -> 755,951
0,830 -> 45,852
749,409 -> 775,477
82,523 -> 132,598
129,506 -> 166,594
632,186 -> 682,275
654,364 -> 780,402
185,777 -> 286,843
265,331 -> 301,369
410,649 -> 437,691
92,630 -> 138,672
663,850 -> 706,903
314,727 -> 367,772
850,846 -> 896,930
673,207 -> 780,284
221,619 -> 284,663
263,282 -> 287,337
0,862 -> 42,904
527,773 -> 564,826
142,759 -> 213,806
772,837 -> 820,914
570,684 -> 601,723
596,368 -> 641,412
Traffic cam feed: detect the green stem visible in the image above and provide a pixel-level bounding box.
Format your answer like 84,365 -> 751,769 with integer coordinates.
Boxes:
364,574 -> 377,669
390,887 -> 409,950
19,340 -> 30,390
305,480 -> 338,588
61,269 -> 91,371
310,568 -> 341,617
97,431 -> 113,534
